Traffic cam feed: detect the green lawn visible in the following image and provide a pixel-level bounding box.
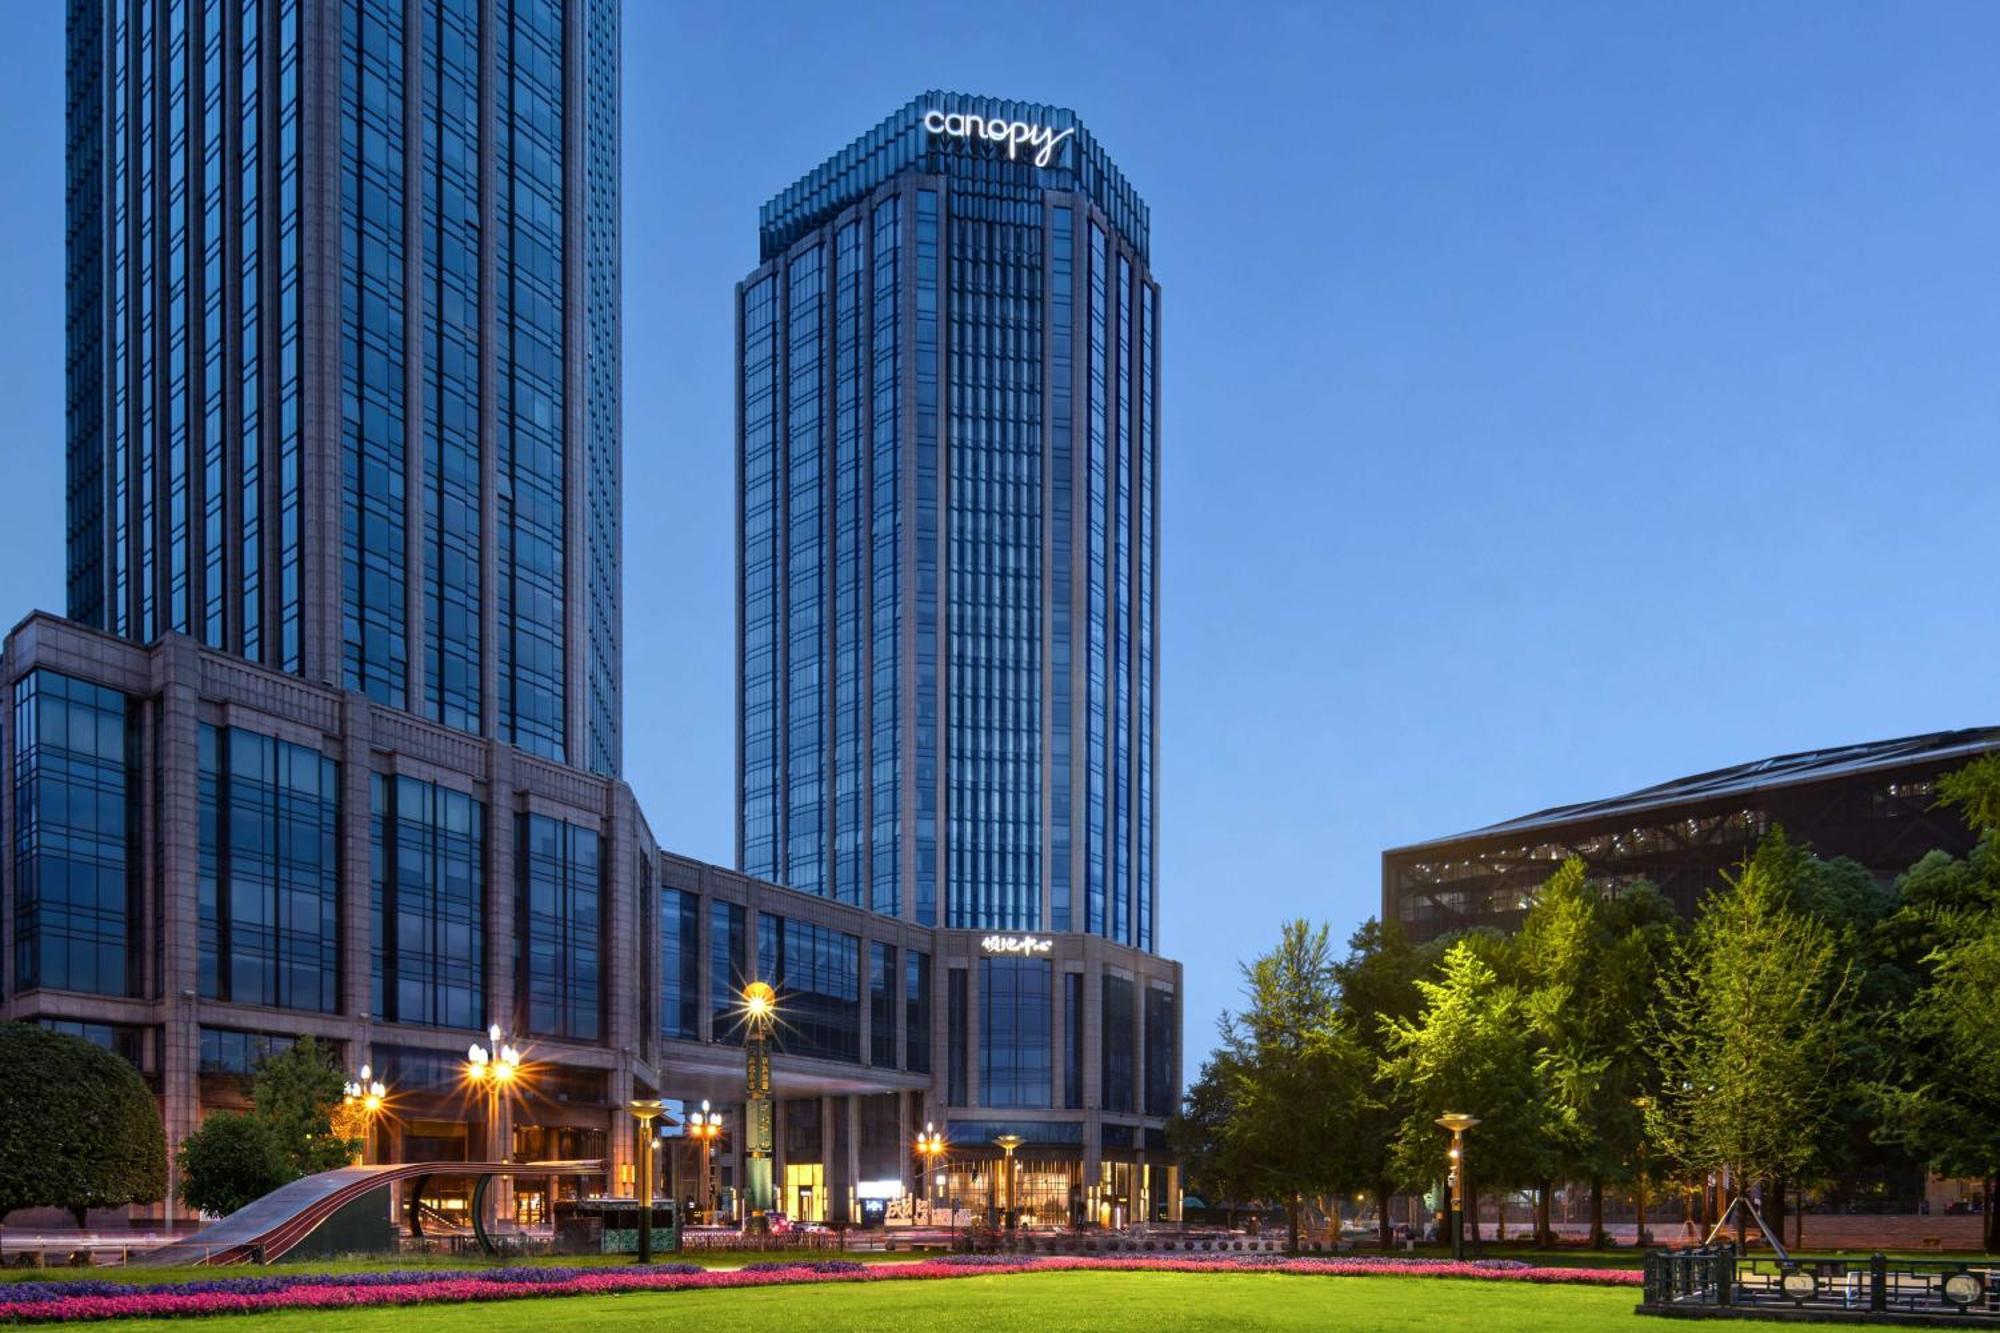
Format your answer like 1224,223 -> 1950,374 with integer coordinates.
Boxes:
73,1272 -> 1648,1332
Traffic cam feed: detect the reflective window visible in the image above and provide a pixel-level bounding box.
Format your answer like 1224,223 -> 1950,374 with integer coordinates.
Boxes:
946,964 -> 968,1104
661,886 -> 700,1041
198,725 -> 340,1012
518,813 -> 601,1041
757,912 -> 860,1064
12,671 -> 133,996
946,185 -> 1042,932
370,773 -> 484,1029
784,244 -> 826,897
1144,985 -> 1176,1118
1100,973 -> 1135,1113
905,949 -> 931,1074
869,940 -> 897,1067
339,0 -> 410,708
1063,970 -> 1083,1109
709,899 -> 746,1044
739,273 -> 780,878
980,957 -> 1052,1108
199,1025 -> 306,1074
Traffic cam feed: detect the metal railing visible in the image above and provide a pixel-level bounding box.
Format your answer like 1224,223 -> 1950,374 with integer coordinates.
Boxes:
1641,1245 -> 2000,1321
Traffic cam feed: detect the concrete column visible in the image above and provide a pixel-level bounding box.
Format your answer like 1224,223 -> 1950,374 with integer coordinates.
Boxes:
608,1061 -> 634,1199
336,692 -> 374,1061
896,1090 -> 913,1195
486,744 -> 517,1031
846,1095 -> 862,1224
155,638 -> 205,1225
821,1094 -> 837,1223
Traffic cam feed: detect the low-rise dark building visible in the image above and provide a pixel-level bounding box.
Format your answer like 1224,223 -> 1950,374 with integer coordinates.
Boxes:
1383,728 -> 2000,941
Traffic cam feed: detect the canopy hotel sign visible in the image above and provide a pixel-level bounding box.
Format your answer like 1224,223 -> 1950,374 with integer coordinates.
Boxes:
981,934 -> 1054,956
923,109 -> 1075,168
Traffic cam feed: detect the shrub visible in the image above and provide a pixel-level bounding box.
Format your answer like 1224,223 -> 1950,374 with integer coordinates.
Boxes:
175,1113 -> 289,1218
0,1022 -> 165,1226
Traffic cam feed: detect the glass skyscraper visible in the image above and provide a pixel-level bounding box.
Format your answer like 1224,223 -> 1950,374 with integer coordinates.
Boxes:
738,93 -> 1161,949
64,0 -> 624,775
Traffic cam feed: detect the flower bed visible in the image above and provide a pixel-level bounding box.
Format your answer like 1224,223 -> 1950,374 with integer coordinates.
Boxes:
0,1254 -> 1641,1324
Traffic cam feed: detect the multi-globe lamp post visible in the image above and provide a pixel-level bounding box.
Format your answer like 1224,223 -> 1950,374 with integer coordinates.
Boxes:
464,1024 -> 523,1234
1435,1112 -> 1480,1261
687,1101 -> 725,1224
465,1025 -> 524,1141
341,1065 -> 387,1165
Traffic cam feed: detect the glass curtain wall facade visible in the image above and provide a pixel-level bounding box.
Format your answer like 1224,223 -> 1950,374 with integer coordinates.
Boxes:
11,671 -> 134,997
737,93 -> 1160,948
197,725 -> 340,1012
64,0 -> 623,775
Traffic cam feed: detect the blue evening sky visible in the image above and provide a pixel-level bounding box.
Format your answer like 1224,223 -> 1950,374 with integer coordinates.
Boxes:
1,3 -> 1995,1067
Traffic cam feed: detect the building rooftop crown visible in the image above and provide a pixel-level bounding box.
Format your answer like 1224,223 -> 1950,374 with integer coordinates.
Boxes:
757,91 -> 1150,262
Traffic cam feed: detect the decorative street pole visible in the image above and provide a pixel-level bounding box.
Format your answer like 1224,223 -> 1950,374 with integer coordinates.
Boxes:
688,1101 -> 724,1223
741,981 -> 778,1230
627,1099 -> 664,1263
465,1023 -> 524,1233
995,1134 -> 1024,1236
915,1122 -> 947,1228
1436,1113 -> 1480,1262
341,1065 -> 387,1165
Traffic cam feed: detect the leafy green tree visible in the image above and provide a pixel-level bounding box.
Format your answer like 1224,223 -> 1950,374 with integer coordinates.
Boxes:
1166,1053 -> 1256,1224
250,1036 -> 359,1175
1886,911 -> 2000,1252
1872,759 -> 2000,1252
1938,754 -> 2000,836
1331,917 -> 1436,1247
175,1113 -> 290,1218
1379,939 -> 1553,1239
1220,921 -> 1377,1251
0,1022 -> 165,1227
1513,860 -> 1674,1246
1645,833 -> 1855,1240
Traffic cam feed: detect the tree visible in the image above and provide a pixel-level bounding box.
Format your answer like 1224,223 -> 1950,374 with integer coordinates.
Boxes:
1220,920 -> 1377,1251
250,1036 -> 359,1176
1873,759 -> 2000,1252
1331,917 -> 1436,1248
1886,910 -> 2000,1252
1379,939 -> 1553,1241
1166,1053 -> 1256,1224
1645,832 -> 1855,1240
1513,860 -> 1674,1246
0,1022 -> 165,1227
175,1113 -> 290,1219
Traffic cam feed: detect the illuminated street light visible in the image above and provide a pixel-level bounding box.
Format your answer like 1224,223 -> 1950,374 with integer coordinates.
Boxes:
995,1134 -> 1024,1235
1435,1113 -> 1480,1262
688,1100 -> 725,1224
341,1065 -> 388,1164
627,1099 -> 665,1263
915,1122 -> 948,1231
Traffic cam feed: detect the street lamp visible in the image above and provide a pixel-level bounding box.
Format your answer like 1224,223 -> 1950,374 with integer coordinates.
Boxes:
687,1101 -> 724,1225
466,1024 -> 523,1163
342,1065 -> 387,1164
1435,1113 -> 1480,1262
627,1099 -> 665,1263
994,1134 -> 1024,1236
915,1122 -> 948,1228
1631,1095 -> 1654,1247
